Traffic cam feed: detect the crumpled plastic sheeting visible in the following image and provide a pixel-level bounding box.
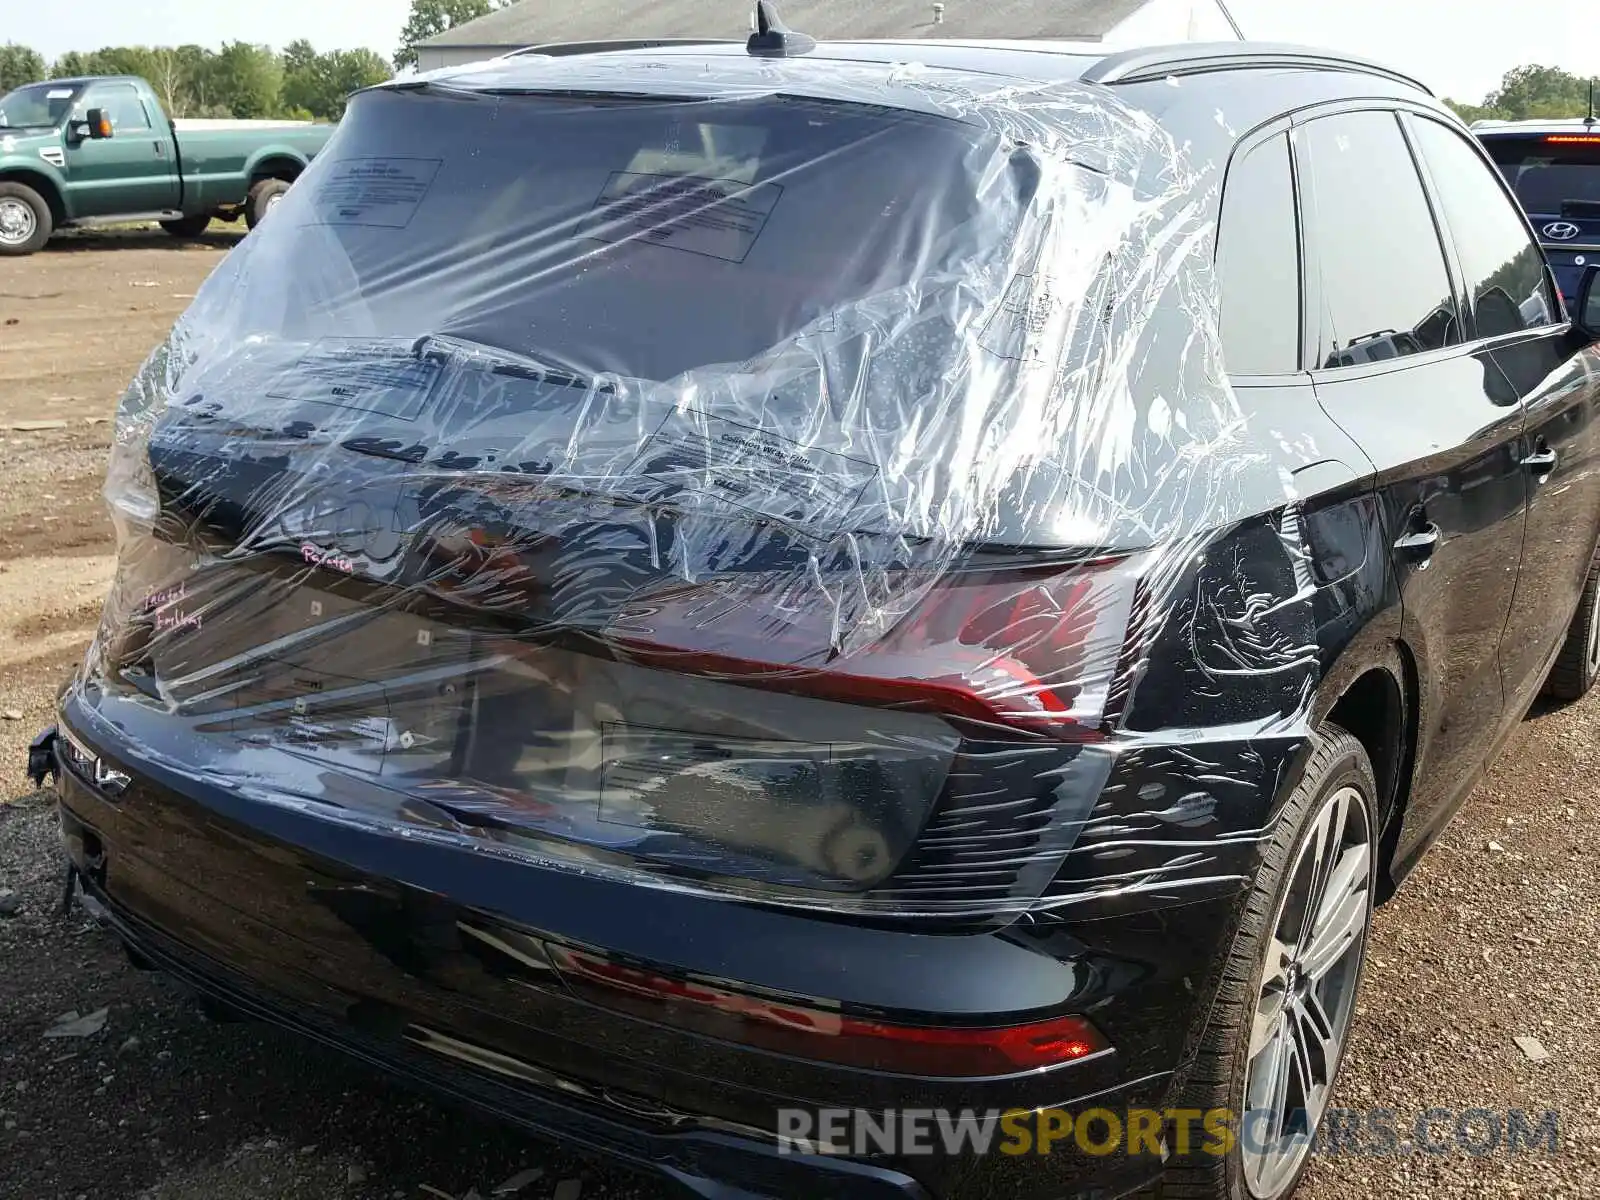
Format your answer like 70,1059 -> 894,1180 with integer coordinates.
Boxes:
74,50 -> 1318,919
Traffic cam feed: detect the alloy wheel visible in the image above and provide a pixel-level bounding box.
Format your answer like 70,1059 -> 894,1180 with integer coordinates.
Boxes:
0,197 -> 37,246
1242,784 -> 1373,1199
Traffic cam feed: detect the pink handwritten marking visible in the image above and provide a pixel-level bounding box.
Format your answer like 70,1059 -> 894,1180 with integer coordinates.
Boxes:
301,543 -> 355,573
155,608 -> 201,634
143,580 -> 188,611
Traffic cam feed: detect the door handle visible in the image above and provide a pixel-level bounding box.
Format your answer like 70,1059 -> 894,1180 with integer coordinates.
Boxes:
1394,522 -> 1441,566
1522,444 -> 1557,474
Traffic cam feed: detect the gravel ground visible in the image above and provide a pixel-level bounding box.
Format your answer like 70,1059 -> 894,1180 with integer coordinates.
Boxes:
0,788 -> 641,1200
2,232 -> 1599,1200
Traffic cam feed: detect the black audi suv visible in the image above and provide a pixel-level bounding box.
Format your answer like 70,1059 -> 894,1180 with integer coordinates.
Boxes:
39,18 -> 1600,1200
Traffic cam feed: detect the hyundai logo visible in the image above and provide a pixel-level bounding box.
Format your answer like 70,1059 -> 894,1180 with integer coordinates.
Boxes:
1543,220 -> 1582,241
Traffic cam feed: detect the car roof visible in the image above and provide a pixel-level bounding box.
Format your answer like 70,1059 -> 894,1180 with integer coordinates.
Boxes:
415,36 -> 1432,105
625,37 -> 1111,81
1473,117 -> 1600,137
405,37 -> 1443,171
24,76 -> 140,88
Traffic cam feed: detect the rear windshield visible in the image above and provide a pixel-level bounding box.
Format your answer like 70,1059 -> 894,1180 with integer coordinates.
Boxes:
262,87 -> 1026,383
0,82 -> 80,128
1484,133 -> 1600,216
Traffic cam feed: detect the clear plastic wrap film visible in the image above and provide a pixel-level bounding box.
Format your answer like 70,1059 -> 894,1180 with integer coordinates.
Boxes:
77,51 -> 1319,921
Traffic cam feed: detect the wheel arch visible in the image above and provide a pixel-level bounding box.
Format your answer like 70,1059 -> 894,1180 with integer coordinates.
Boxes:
0,166 -> 67,225
245,151 -> 307,189
1316,640 -> 1419,905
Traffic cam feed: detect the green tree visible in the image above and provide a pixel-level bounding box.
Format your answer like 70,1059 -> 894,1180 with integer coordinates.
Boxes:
82,46 -> 161,79
143,45 -> 199,115
168,45 -> 221,115
280,38 -> 323,113
50,50 -> 92,79
282,38 -> 319,79
0,42 -> 47,92
1443,98 -> 1491,124
1482,65 -> 1597,121
199,41 -> 283,118
318,49 -> 391,116
34,37 -> 394,120
284,43 -> 390,120
396,0 -> 505,70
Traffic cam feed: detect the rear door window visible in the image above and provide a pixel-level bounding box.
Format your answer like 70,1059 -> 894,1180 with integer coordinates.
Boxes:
1409,117 -> 1554,338
1298,110 -> 1460,369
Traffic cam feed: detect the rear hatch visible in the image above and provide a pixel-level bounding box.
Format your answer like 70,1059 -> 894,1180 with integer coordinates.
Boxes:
1482,129 -> 1600,299
97,81 -> 1136,912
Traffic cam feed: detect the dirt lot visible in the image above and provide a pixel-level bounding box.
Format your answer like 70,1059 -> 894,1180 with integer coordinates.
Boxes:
2,233 -> 1599,1200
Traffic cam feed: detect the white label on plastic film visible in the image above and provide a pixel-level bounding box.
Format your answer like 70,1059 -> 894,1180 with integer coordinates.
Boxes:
979,271 -> 1058,361
48,88 -> 73,99
627,409 -> 877,534
308,157 -> 442,229
579,172 -> 781,263
266,338 -> 440,420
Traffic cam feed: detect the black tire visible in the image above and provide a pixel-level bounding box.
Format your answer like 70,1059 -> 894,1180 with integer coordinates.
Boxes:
1542,546 -> 1600,702
0,180 -> 53,256
245,178 -> 291,230
158,214 -> 212,239
1151,725 -> 1379,1200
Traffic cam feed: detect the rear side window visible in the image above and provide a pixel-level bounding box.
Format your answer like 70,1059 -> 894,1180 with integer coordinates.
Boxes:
1410,118 -> 1553,337
1299,110 -> 1460,369
1484,132 -> 1600,218
1217,133 -> 1300,374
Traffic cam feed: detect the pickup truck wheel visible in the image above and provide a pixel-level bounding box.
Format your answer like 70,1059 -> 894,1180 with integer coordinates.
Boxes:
246,179 -> 291,230
0,182 -> 52,256
159,215 -> 211,239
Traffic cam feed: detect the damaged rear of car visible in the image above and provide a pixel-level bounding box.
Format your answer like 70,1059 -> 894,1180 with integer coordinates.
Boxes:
46,36 -> 1374,1200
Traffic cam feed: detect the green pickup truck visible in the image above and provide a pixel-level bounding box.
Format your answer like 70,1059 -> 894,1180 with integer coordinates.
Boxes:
0,74 -> 335,255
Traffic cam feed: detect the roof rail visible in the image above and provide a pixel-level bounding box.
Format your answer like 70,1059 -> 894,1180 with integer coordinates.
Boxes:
503,38 -> 741,58
1081,42 -> 1434,97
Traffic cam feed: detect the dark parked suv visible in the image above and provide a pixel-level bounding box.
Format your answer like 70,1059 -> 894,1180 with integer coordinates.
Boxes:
39,18 -> 1600,1200
1475,117 -> 1600,303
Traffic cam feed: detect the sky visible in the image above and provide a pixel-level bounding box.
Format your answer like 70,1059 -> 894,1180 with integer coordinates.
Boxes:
5,0 -> 1598,105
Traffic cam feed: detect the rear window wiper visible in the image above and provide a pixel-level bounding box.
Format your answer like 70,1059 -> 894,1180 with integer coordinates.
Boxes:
409,334 -> 601,390
385,79 -> 698,108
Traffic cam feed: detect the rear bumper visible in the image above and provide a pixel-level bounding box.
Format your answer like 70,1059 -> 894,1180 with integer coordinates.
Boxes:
49,688 -> 1251,1199
68,865 -> 931,1200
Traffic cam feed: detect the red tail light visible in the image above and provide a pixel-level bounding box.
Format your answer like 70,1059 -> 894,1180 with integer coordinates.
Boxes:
607,556 -> 1142,740
547,945 -> 1107,1075
1545,135 -> 1600,145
